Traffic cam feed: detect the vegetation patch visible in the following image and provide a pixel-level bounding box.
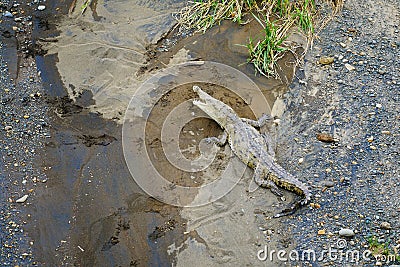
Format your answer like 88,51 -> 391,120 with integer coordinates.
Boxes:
175,0 -> 343,78
367,236 -> 400,263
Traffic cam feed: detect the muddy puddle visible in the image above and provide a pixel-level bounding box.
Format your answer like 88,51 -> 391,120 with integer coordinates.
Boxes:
30,0 -> 308,266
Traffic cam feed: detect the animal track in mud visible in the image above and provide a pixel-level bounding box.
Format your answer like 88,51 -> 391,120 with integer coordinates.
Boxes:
101,216 -> 131,251
148,219 -> 177,241
79,134 -> 117,147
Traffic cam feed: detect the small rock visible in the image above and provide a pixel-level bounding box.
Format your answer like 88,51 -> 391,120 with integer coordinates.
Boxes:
298,158 -> 304,164
340,42 -> 347,48
376,103 -> 382,108
37,5 -> 46,11
345,63 -> 356,71
4,11 -> 13,18
321,180 -> 335,187
318,229 -> 326,235
317,133 -> 337,143
367,136 -> 374,142
381,130 -> 391,135
339,228 -> 355,237
16,195 -> 29,203
4,125 -> 12,131
319,57 -> 334,65
380,222 -> 391,230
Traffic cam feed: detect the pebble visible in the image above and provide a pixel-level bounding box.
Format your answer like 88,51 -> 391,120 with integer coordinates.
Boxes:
319,57 -> 334,65
340,42 -> 347,48
321,180 -> 335,187
375,103 -> 382,108
367,136 -> 374,142
16,195 -> 29,203
345,63 -> 356,71
5,125 -> 13,131
339,228 -> 355,237
37,5 -> 46,11
318,229 -> 326,235
298,158 -> 304,164
380,222 -> 391,230
4,11 -> 13,18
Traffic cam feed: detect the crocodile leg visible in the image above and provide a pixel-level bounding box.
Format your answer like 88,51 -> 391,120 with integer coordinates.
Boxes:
241,113 -> 272,128
254,165 -> 283,197
205,131 -> 228,146
262,133 -> 276,158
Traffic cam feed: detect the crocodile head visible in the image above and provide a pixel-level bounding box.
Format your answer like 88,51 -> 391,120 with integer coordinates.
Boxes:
193,85 -> 238,128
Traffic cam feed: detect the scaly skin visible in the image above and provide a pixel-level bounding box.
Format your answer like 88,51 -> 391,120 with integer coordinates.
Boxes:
193,86 -> 311,217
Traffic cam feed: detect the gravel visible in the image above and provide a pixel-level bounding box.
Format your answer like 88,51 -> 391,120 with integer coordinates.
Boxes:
275,0 -> 399,265
0,0 -> 50,265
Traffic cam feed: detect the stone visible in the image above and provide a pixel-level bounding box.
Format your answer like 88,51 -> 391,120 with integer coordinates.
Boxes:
345,63 -> 356,71
37,5 -> 46,11
319,57 -> 334,65
380,222 -> 391,230
16,194 -> 29,203
339,228 -> 355,237
4,11 -> 13,18
321,180 -> 335,187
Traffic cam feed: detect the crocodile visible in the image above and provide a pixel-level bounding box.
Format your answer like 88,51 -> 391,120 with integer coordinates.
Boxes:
192,85 -> 311,217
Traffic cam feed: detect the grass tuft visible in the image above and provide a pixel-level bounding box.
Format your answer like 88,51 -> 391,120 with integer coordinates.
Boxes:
175,0 -> 344,78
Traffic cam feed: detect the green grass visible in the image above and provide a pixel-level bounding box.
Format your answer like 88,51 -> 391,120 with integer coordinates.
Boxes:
246,14 -> 290,78
367,236 -> 400,263
175,0 -> 343,78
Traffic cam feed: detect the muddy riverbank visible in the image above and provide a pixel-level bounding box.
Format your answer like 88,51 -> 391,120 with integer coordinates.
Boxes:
1,0 -> 399,266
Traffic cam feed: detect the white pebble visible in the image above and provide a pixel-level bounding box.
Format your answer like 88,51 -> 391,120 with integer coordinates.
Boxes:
16,194 -> 29,203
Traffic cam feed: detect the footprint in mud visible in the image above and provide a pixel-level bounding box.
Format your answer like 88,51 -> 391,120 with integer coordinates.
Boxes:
101,216 -> 131,251
148,219 -> 177,241
78,134 -> 117,147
